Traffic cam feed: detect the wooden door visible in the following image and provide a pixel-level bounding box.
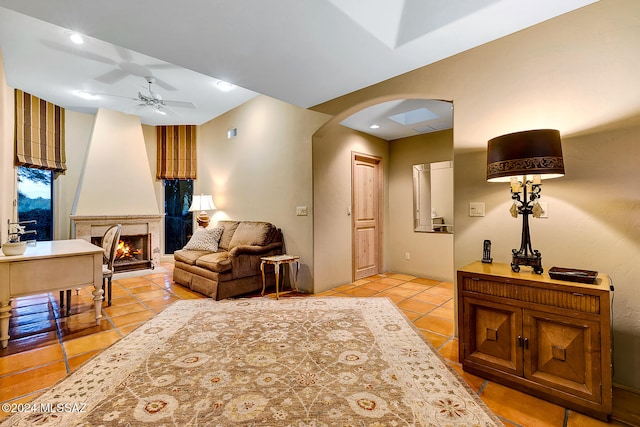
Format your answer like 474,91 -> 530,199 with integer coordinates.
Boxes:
462,297 -> 523,377
352,153 -> 382,280
524,310 -> 602,403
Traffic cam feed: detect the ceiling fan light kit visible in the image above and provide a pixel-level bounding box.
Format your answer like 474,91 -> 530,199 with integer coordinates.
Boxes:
86,76 -> 197,118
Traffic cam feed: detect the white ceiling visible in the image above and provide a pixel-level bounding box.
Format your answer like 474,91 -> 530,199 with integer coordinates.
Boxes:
340,99 -> 453,140
0,0 -> 596,131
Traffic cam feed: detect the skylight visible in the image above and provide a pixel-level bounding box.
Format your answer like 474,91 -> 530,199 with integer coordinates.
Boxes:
387,107 -> 438,126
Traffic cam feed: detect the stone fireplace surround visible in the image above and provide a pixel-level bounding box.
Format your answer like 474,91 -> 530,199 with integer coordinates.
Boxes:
71,215 -> 162,270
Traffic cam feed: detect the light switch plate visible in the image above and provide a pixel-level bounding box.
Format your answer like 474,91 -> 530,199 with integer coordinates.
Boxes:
296,206 -> 308,216
469,202 -> 485,217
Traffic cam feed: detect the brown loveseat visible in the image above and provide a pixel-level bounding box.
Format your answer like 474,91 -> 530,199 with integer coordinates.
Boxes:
173,220 -> 283,299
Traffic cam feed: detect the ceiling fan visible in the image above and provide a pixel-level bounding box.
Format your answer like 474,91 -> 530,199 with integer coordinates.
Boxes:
93,76 -> 196,116
134,76 -> 196,112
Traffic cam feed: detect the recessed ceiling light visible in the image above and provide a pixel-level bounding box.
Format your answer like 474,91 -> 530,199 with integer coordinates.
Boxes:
76,90 -> 97,100
370,124 -> 380,129
215,80 -> 234,92
68,32 -> 84,44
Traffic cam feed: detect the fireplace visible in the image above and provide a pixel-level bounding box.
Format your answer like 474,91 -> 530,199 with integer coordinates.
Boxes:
72,214 -> 163,272
92,233 -> 153,272
68,111 -> 163,271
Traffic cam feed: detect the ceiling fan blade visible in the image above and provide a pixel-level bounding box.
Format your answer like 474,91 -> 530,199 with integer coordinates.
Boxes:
163,100 -> 197,109
159,106 -> 184,119
41,40 -> 117,65
147,63 -> 179,70
113,45 -> 133,62
124,104 -> 148,114
153,78 -> 177,91
94,69 -> 129,84
92,92 -> 139,101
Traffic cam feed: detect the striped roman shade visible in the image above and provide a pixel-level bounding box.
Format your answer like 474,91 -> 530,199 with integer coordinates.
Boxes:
14,90 -> 66,173
156,125 -> 197,180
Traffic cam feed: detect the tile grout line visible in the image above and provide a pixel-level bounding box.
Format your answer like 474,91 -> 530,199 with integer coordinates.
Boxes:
48,292 -> 72,375
331,279 -> 457,350
108,279 -> 164,319
47,276 -> 173,372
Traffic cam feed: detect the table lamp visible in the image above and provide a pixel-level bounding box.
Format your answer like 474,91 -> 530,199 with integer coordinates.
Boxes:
486,129 -> 564,274
189,194 -> 216,228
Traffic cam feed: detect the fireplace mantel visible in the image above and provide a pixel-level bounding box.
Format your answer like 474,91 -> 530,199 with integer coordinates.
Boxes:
71,214 -> 162,269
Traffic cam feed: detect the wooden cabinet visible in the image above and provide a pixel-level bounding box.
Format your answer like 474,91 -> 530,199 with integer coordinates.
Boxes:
457,262 -> 612,420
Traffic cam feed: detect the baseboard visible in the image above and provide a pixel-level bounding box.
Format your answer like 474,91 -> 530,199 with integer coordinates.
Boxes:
613,383 -> 640,395
612,384 -> 640,426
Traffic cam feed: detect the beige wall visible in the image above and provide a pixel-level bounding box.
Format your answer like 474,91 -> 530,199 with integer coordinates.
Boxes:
54,111 -> 94,239
313,125 -> 389,292
312,0 -> 640,390
198,95 -> 330,292
0,51 -> 14,244
388,129 -> 454,280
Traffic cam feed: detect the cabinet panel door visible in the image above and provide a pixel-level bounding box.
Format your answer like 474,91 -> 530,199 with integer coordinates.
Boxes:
524,310 -> 601,403
463,297 -> 523,376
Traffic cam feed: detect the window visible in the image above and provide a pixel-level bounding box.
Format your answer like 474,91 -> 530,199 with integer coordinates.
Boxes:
17,166 -> 53,241
164,180 -> 193,254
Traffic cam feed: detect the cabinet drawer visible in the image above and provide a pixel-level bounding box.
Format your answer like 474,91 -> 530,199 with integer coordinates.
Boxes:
461,276 -> 602,315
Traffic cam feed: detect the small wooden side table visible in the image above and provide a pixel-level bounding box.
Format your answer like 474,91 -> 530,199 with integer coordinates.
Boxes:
260,255 -> 300,299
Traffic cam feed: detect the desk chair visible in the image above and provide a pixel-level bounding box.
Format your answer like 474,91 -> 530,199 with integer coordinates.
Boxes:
59,224 -> 121,314
101,224 -> 122,306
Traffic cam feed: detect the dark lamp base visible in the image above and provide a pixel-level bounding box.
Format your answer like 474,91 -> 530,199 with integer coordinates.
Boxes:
511,250 -> 543,274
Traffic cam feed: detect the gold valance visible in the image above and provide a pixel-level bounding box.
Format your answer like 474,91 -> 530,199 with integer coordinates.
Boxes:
15,89 -> 66,173
156,125 -> 197,180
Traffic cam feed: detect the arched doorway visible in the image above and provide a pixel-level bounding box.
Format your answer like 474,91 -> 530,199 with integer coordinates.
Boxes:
312,98 -> 453,292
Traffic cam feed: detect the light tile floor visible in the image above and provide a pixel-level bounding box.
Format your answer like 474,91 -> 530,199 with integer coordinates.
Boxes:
0,264 -> 636,426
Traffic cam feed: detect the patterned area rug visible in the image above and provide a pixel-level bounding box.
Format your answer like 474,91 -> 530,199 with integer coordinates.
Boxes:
3,298 -> 500,426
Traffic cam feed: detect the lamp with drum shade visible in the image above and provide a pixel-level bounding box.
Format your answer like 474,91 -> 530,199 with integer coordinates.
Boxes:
486,129 -> 565,274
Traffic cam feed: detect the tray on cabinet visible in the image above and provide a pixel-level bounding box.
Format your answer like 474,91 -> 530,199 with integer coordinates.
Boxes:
549,267 -> 598,284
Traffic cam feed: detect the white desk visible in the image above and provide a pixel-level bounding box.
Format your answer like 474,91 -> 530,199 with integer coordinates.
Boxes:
0,239 -> 104,348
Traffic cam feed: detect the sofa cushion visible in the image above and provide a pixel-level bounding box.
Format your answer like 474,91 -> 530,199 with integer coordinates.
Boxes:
183,225 -> 224,251
217,221 -> 240,250
195,251 -> 232,273
174,249 -> 209,266
228,222 -> 276,248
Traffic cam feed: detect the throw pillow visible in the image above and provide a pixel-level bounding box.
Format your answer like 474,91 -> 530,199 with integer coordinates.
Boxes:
209,224 -> 225,248
183,225 -> 224,252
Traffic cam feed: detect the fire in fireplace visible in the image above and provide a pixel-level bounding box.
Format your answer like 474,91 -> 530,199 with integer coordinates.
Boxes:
117,238 -> 142,261
92,233 -> 153,272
